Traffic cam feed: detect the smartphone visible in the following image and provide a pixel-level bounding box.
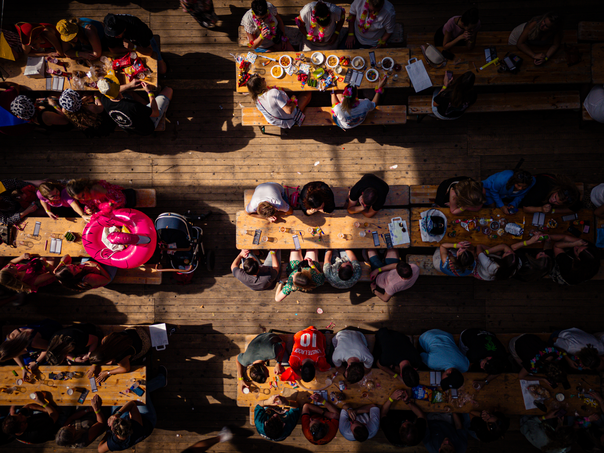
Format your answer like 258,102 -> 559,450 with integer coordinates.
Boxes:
130,385 -> 145,397
33,221 -> 41,237
562,213 -> 578,222
372,231 -> 380,247
369,51 -> 376,67
252,229 -> 261,245
89,377 -> 98,393
567,225 -> 582,238
292,234 -> 301,250
77,389 -> 89,404
450,388 -> 459,399
583,221 -> 590,234
384,233 -> 393,249
344,69 -> 353,84
446,70 -> 453,79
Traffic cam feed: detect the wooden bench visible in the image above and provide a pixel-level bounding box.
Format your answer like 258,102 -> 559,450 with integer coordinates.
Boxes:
407,91 -> 581,117
276,260 -> 372,282
578,22 -> 604,42
112,266 -> 163,285
243,185 -> 410,208
241,105 -> 407,128
406,30 -> 578,46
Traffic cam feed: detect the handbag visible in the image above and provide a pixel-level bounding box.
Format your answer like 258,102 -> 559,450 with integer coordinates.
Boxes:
421,209 -> 445,236
421,43 -> 447,68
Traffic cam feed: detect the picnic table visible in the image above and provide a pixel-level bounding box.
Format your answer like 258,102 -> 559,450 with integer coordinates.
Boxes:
0,365 -> 146,405
0,217 -> 87,257
235,48 -> 410,93
235,209 -> 410,250
402,44 -> 592,87
409,207 -> 595,248
1,51 -> 158,92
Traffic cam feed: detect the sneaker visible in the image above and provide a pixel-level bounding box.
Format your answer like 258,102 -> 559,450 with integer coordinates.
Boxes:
219,426 -> 233,443
157,366 -> 168,388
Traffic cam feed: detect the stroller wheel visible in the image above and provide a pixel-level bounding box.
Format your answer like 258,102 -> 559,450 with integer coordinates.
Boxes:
205,249 -> 215,272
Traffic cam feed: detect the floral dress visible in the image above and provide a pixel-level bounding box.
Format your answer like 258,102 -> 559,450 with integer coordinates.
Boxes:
281,260 -> 325,295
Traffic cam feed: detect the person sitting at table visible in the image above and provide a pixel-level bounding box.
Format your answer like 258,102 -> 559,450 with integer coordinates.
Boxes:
59,89 -> 112,138
9,94 -> 71,132
424,413 -> 469,453
514,246 -> 555,282
53,254 -> 117,291
432,71 -> 477,120
275,249 -> 325,302
301,397 -> 340,445
552,328 -> 604,373
519,413 -> 574,453
458,328 -> 508,389
474,237 -> 543,281
1,391 -> 59,444
374,327 -> 421,387
509,12 -> 563,66
584,86 -> 604,124
549,235 -> 600,286
419,329 -> 470,390
254,396 -> 300,442
37,179 -> 88,220
231,249 -> 281,291
296,1 -> 345,51
181,0 -> 218,30
103,13 -> 167,74
339,403 -> 380,442
324,249 -> 362,289
343,0 -> 396,49
236,332 -> 286,393
508,334 -> 571,387
14,22 -> 64,56
0,319 -> 62,380
433,242 -> 476,277
300,181 -> 335,216
0,178 -> 40,226
381,389 -> 427,447
66,178 -> 135,215
0,82 -> 36,136
589,182 -> 604,218
179,428 -> 234,453
56,18 -> 106,61
367,249 -> 420,301
86,327 -> 151,384
281,326 -> 330,382
331,77 -> 387,130
332,329 -> 373,384
346,173 -> 389,218
44,323 -> 100,365
468,410 -> 509,443
245,182 -> 293,222
0,253 -> 57,294
55,394 -> 105,448
482,169 -> 535,214
241,0 -> 293,52
520,174 -> 581,215
435,176 -> 485,214
434,7 -> 480,50
246,75 -> 311,128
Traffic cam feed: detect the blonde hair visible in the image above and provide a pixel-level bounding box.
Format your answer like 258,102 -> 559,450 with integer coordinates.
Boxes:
257,201 -> 276,218
454,179 -> 485,209
64,108 -> 101,130
38,180 -> 64,199
0,331 -> 30,362
528,12 -> 561,41
0,269 -> 33,294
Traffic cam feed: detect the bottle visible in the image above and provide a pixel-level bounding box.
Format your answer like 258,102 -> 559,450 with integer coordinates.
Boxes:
338,380 -> 346,391
46,56 -> 59,64
46,68 -> 62,76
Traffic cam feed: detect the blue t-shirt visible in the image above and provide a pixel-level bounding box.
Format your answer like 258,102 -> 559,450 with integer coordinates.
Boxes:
423,420 -> 468,453
419,329 -> 470,372
254,406 -> 300,441
440,256 -> 474,277
482,170 -> 535,208
106,416 -> 154,451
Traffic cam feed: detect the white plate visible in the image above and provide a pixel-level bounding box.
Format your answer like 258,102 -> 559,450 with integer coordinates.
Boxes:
365,68 -> 379,82
271,65 -> 284,78
381,57 -> 394,70
326,55 -> 339,68
278,55 -> 292,68
311,52 -> 325,65
352,56 -> 365,70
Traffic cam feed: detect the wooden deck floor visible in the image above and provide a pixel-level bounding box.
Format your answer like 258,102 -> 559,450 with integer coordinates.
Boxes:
2,1 -> 604,452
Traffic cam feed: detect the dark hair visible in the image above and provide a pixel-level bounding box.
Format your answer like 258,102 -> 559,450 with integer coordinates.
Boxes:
113,417 -> 133,439
310,420 -> 329,441
450,249 -> 475,273
448,71 -> 476,108
542,361 -> 567,387
2,415 -> 21,435
301,361 -> 316,382
314,1 -> 331,27
249,363 -> 268,383
396,262 -> 413,279
341,85 -> 358,113
243,258 -> 259,275
367,0 -> 384,10
338,265 -> 353,281
66,178 -> 93,198
302,182 -> 332,210
401,364 -> 420,387
0,331 -> 31,362
577,345 -> 602,370
441,368 -> 464,389
46,334 -> 76,365
292,269 -> 317,292
515,252 -> 554,282
506,170 -> 533,190
89,332 -> 133,365
345,362 -> 364,384
256,201 -> 276,219
548,174 -> 580,208
55,426 -> 81,447
246,74 -> 266,103
251,0 -> 268,16
483,357 -> 507,374
361,188 -> 377,208
399,422 -> 421,446
264,415 -> 284,440
55,265 -> 93,291
353,425 -> 369,442
460,7 -> 479,26
493,253 -> 519,280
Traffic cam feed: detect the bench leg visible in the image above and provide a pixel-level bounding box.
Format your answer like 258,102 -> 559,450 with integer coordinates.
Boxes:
259,126 -> 266,135
416,114 -> 427,123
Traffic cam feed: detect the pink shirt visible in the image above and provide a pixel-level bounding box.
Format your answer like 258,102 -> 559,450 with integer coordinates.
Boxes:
36,188 -> 74,208
376,263 -> 420,295
443,16 -> 481,39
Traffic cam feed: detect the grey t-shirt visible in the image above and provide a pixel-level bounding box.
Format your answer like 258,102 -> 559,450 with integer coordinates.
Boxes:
238,333 -> 284,366
233,267 -> 279,291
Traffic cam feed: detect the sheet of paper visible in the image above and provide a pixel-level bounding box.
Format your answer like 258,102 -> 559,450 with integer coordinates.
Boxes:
520,379 -> 541,410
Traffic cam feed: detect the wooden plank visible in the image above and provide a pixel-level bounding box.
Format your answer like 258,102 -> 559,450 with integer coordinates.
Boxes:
112,266 -> 163,285
578,21 -> 604,42
410,184 -> 437,204
408,29 -> 579,45
592,43 -> 604,84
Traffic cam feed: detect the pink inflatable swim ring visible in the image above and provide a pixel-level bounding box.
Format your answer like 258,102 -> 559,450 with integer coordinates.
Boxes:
82,208 -> 157,269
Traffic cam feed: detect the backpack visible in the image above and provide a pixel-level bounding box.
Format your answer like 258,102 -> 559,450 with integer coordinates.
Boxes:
0,224 -> 15,247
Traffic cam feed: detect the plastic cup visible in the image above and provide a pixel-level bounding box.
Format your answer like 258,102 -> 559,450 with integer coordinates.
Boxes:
337,233 -> 345,240
359,231 -> 366,237
354,222 -> 361,228
30,393 -> 37,400
16,379 -> 23,385
473,381 -> 483,391
325,378 -> 333,386
242,387 -> 250,394
261,236 -> 268,243
67,388 -> 74,396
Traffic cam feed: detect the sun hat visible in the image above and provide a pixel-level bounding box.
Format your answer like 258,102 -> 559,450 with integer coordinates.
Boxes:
103,14 -> 126,38
56,19 -> 79,42
59,89 -> 83,112
10,95 -> 35,120
98,72 -> 121,100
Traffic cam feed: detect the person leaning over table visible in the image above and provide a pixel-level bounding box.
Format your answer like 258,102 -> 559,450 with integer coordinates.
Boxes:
508,334 -> 571,387
520,173 -> 581,215
552,328 -> 604,373
435,176 -> 485,215
301,396 -> 340,445
339,402 -> 380,442
433,242 -> 476,277
246,75 -> 311,128
346,173 -> 389,218
236,332 -> 287,393
589,182 -> 604,218
482,169 -> 535,215
44,323 -> 100,365
245,182 -> 293,222
342,0 -> 396,49
280,326 -> 330,382
299,181 -> 335,216
37,179 -> 88,220
296,0 -> 345,51
10,94 -> 71,132
55,394 -> 106,448
254,396 -> 300,442
373,327 -> 421,387
14,22 -> 64,57
467,410 -> 509,443
458,328 -> 508,390
56,18 -> 107,61
0,253 -> 58,295
381,388 -> 427,447
519,411 -> 574,453
509,11 -> 563,66
275,249 -> 325,302
331,76 -> 387,130
241,0 -> 293,52
432,71 -> 477,120
1,391 -> 59,444
331,329 -> 374,384
434,7 -> 480,51
548,235 -> 600,286
419,329 -> 470,390
424,412 -> 469,453
323,249 -> 362,289
58,89 -> 112,137
0,178 -> 42,226
584,86 -> 604,124
231,249 -> 281,291
367,249 -> 420,302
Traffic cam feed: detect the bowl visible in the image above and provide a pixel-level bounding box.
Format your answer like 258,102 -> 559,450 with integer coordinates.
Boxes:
311,52 -> 325,65
365,68 -> 379,82
381,57 -> 394,70
279,55 -> 292,68
271,65 -> 284,79
326,55 -> 339,68
352,56 -> 365,70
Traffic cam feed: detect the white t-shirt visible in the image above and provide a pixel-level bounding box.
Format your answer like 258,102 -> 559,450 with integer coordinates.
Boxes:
508,22 -> 526,45
299,2 -> 343,48
475,252 -> 499,281
331,330 -> 374,368
554,328 -> 604,355
332,99 -> 376,129
241,2 -> 279,49
255,89 -> 298,129
591,183 -> 604,207
349,0 -> 396,46
246,182 -> 290,214
339,407 -> 380,441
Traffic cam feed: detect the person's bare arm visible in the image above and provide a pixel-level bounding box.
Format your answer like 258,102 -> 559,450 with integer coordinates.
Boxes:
231,251 -> 246,272
452,412 -> 462,430
515,21 -> 538,59
362,207 -> 379,218
355,403 -> 377,414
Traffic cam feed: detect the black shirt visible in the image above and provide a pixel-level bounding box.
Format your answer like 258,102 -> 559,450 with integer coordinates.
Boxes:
98,94 -> 154,136
106,417 -> 154,451
469,415 -> 505,443
17,411 -> 57,444
433,90 -> 477,118
106,14 -> 153,49
434,176 -> 472,208
520,174 -> 581,212
300,181 -> 336,215
374,327 -> 422,369
460,328 -> 507,366
114,329 -> 144,363
556,252 -> 598,285
381,410 -> 427,447
514,334 -> 559,372
348,174 -> 390,211
51,324 -> 97,358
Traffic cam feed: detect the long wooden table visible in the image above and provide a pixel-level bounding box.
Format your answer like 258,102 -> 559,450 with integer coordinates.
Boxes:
410,207 -> 595,247
3,51 -> 158,91
402,44 -> 592,87
0,217 -> 87,257
235,48 -> 410,93
236,209 -> 410,250
592,43 -> 604,84
0,365 -> 146,405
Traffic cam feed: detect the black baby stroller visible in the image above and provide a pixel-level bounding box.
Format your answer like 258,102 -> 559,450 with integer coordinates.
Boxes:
154,212 -> 214,274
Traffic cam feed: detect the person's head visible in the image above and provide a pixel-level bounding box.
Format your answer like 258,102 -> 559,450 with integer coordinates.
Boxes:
2,413 -> 27,436
309,418 -> 330,442
352,424 -> 369,442
104,13 -> 127,38
575,242 -> 600,263
542,361 -> 568,388
533,11 -> 562,36
242,257 -> 260,275
314,1 -> 331,27
292,270 -> 317,293
366,0 -> 384,13
493,252 -> 519,280
481,356 -> 507,374
256,201 -> 276,219
249,363 -> 269,383
344,361 -> 365,384
338,262 -> 354,281
577,345 -> 602,370
341,85 -> 358,113
45,334 -> 76,365
56,18 -> 80,42
487,412 -> 511,440
54,264 -> 92,291
97,73 -> 121,100
247,74 -> 267,102
89,332 -> 133,365
111,417 -> 133,440
263,413 -> 285,440
545,425 -> 575,450
302,182 -> 331,210
360,187 -> 377,209
439,437 -> 456,453
506,169 -> 533,191
516,252 -> 554,282
55,425 -> 81,447
0,331 -> 30,362
448,71 -> 476,107
301,361 -> 316,382
440,368 -> 464,390
398,419 -> 421,446
547,175 -> 580,208
251,0 -> 269,17
401,363 -> 420,387
0,268 -> 33,293
459,7 -> 480,31
453,178 -> 485,209
10,95 -> 35,120
449,247 -> 475,273
396,261 -> 413,279
38,180 -> 65,203
66,178 -> 94,201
